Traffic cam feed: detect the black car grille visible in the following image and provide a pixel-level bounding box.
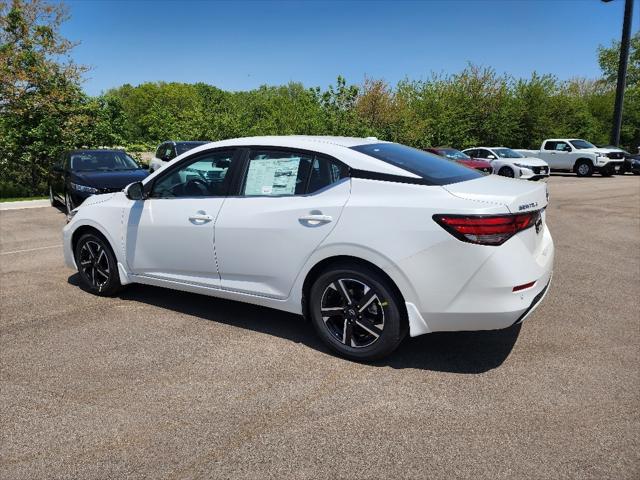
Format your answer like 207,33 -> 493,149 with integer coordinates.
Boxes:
532,166 -> 549,175
607,152 -> 624,159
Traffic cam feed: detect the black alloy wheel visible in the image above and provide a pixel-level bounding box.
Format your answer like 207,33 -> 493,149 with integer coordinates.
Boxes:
74,233 -> 122,296
309,264 -> 407,361
498,166 -> 515,178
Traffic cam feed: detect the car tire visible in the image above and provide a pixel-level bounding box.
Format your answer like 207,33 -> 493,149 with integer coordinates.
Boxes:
74,233 -> 123,296
498,166 -> 515,178
308,263 -> 407,361
575,160 -> 593,177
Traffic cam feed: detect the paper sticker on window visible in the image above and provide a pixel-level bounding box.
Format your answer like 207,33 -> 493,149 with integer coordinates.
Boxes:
244,157 -> 301,196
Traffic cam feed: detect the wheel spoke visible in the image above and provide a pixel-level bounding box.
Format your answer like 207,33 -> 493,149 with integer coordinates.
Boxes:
337,279 -> 351,304
355,317 -> 382,338
91,266 -> 96,286
342,319 -> 353,345
97,249 -> 106,264
357,288 -> 378,313
96,268 -> 109,279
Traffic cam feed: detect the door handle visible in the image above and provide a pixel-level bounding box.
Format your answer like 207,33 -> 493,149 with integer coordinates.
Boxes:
189,213 -> 213,223
299,214 -> 333,225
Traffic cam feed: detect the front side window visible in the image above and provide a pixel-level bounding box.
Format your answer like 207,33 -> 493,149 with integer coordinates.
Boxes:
351,143 -> 480,185
474,149 -> 492,159
176,142 -> 207,156
554,142 -> 570,152
151,150 -> 235,198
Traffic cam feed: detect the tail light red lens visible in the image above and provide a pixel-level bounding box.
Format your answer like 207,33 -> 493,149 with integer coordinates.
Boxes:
433,211 -> 539,246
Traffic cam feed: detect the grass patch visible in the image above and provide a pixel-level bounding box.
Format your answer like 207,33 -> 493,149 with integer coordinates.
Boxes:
0,196 -> 48,203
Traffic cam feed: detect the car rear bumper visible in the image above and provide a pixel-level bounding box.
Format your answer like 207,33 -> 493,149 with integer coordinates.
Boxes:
402,223 -> 555,337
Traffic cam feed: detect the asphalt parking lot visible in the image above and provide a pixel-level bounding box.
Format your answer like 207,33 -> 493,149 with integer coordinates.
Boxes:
1,175 -> 639,479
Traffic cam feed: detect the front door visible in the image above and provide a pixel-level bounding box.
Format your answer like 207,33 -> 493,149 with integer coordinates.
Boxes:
541,141 -> 572,169
214,148 -> 351,299
125,149 -> 238,287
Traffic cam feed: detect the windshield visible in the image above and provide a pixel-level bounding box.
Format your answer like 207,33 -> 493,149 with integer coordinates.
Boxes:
493,148 -> 524,159
437,148 -> 471,160
351,143 -> 482,186
176,142 -> 208,155
70,151 -> 139,171
570,139 -> 596,149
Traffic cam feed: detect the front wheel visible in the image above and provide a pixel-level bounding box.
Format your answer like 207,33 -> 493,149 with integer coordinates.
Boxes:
498,166 -> 515,178
308,264 -> 407,361
74,233 -> 123,296
575,161 -> 594,177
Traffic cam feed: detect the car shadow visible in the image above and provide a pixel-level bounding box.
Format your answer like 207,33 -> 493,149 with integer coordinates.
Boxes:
68,274 -> 521,374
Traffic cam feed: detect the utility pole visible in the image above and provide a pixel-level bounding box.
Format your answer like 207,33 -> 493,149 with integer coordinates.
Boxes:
603,0 -> 635,146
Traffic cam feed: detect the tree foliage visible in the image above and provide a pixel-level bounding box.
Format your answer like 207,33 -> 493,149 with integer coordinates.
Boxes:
1,0 -> 639,197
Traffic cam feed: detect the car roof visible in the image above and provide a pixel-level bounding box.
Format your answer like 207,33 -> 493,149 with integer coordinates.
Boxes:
177,136 -> 419,178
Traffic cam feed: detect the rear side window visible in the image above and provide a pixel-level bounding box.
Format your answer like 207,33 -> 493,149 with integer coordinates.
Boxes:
241,150 -> 347,196
351,143 -> 481,185
543,141 -> 557,151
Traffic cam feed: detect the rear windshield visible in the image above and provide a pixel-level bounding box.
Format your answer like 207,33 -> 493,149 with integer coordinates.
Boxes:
351,143 -> 482,185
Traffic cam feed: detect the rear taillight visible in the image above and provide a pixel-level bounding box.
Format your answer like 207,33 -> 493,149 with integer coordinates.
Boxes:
433,211 -> 539,246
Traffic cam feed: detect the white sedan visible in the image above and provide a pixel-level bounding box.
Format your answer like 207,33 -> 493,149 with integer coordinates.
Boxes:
463,147 -> 550,180
63,136 -> 554,361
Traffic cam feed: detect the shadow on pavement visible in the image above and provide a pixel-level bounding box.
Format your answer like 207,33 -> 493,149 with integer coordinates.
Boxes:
68,274 -> 521,374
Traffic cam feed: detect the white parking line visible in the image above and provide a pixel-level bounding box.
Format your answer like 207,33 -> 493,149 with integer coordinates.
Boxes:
0,200 -> 50,211
1,245 -> 61,255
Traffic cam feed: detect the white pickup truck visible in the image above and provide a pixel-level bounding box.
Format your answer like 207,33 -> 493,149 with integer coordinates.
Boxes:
516,139 -> 625,177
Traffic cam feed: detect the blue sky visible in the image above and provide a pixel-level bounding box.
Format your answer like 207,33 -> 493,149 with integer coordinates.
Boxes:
61,0 -> 636,96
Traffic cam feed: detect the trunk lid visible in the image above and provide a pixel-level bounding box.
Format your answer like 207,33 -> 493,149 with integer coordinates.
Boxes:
442,175 -> 549,254
442,175 -> 548,214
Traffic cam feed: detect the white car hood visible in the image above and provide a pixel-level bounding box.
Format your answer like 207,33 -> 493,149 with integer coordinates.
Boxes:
443,175 -> 548,213
507,156 -> 548,167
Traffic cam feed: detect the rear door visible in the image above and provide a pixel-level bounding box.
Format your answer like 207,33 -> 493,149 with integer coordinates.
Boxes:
214,148 -> 351,298
125,148 -> 240,287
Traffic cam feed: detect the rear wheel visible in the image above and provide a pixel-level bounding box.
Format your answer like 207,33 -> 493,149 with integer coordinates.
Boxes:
498,166 -> 515,178
308,264 -> 407,361
575,160 -> 593,177
74,233 -> 123,296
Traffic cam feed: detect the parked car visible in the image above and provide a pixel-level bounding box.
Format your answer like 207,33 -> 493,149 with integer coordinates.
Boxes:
462,147 -> 549,180
596,145 -> 640,175
63,136 -> 553,361
516,139 -> 624,177
149,141 -> 209,172
424,147 -> 493,173
49,149 -> 149,214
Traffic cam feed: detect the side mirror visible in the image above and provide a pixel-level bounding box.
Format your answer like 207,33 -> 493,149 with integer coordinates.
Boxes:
53,164 -> 63,173
124,181 -> 145,200
487,155 -> 496,160
564,146 -> 572,152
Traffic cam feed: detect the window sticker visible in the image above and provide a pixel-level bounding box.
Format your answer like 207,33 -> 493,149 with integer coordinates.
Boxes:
244,157 -> 301,196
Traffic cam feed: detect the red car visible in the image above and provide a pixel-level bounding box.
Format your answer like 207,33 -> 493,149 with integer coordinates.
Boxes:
425,147 -> 493,173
